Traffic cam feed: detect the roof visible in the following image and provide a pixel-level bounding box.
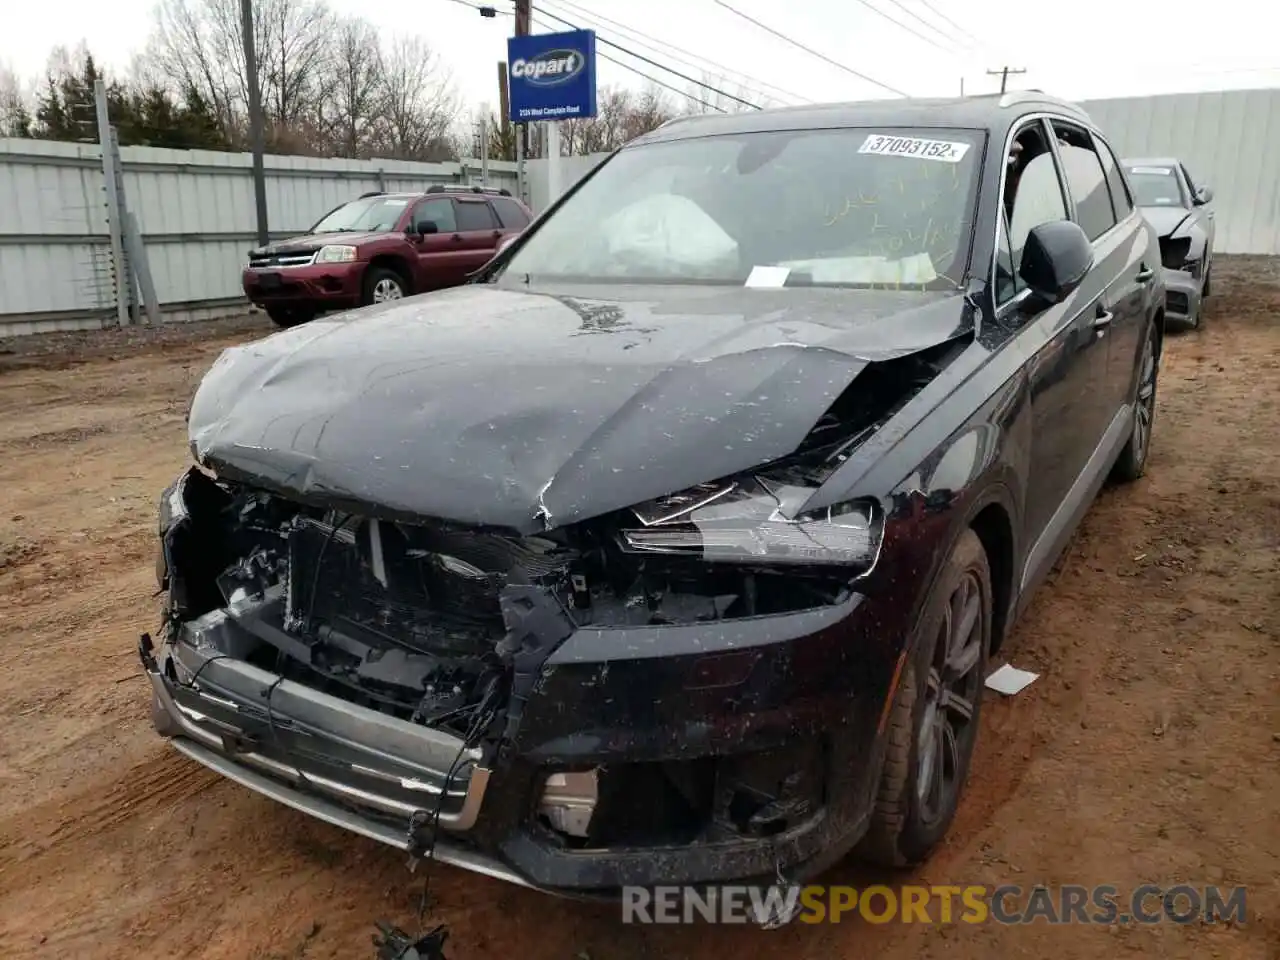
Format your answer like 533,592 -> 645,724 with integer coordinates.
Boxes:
635,91 -> 1095,146
1122,157 -> 1180,168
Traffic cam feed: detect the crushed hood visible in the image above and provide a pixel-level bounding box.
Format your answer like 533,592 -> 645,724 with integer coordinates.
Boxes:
190,283 -> 969,534
1139,205 -> 1193,238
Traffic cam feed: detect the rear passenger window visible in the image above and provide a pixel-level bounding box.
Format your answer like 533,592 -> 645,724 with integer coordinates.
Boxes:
1093,135 -> 1133,220
456,200 -> 498,231
491,196 -> 531,229
1053,122 -> 1117,241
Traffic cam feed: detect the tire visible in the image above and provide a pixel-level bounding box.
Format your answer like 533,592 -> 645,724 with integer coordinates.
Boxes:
266,306 -> 315,329
860,528 -> 992,867
362,266 -> 407,306
1201,262 -> 1212,298
1111,320 -> 1160,483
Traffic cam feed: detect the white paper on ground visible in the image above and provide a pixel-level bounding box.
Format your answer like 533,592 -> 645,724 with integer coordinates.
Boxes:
985,664 -> 1039,696
745,265 -> 791,288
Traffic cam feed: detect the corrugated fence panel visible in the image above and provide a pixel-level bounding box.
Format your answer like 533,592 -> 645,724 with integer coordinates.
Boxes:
0,137 -> 520,330
0,140 -> 115,317
1081,88 -> 1280,254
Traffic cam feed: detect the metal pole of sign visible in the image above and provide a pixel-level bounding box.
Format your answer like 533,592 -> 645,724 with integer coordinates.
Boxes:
479,104 -> 490,187
514,0 -> 531,205
545,121 -> 561,205
515,127 -> 526,207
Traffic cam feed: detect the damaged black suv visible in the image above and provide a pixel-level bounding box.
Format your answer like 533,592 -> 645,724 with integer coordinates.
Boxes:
145,92 -> 1166,899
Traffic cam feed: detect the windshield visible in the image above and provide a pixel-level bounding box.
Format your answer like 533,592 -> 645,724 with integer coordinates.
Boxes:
500,127 -> 983,288
310,196 -> 410,234
1124,166 -> 1186,208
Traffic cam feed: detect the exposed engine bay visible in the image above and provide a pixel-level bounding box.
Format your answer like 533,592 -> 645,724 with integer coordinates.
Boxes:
160,339 -> 962,743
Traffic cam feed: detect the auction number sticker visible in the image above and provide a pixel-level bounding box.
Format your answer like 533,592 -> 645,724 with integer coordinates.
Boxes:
858,134 -> 971,163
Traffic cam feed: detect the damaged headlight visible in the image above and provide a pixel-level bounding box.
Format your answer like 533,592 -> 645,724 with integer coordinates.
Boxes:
621,475 -> 882,568
316,244 -> 358,263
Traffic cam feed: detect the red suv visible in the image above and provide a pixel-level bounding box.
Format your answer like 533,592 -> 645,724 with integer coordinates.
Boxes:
242,186 -> 533,327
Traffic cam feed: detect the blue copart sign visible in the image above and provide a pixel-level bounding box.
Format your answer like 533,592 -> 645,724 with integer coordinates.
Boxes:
506,29 -> 598,123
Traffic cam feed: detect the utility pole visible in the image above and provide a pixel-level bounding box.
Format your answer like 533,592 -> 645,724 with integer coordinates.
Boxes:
241,0 -> 270,247
511,0 -> 532,205
986,66 -> 1026,94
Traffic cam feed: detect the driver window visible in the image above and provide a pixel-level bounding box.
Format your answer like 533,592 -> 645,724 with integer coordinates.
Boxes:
413,198 -> 456,234
995,208 -> 1018,303
999,121 -> 1068,303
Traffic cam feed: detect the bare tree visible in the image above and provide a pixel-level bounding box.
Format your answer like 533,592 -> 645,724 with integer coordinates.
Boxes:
622,85 -> 676,141
151,0 -> 335,148
319,17 -> 383,157
0,63 -> 33,138
374,36 -> 459,161
256,0 -> 335,131
683,71 -> 768,115
556,85 -> 676,156
151,0 -> 246,140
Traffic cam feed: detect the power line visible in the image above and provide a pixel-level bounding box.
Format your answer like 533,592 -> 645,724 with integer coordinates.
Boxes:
533,5 -> 762,109
544,0 -> 810,104
912,0 -> 989,51
847,0 -> 961,55
532,16 -> 727,112
711,0 -> 908,97
877,0 -> 970,52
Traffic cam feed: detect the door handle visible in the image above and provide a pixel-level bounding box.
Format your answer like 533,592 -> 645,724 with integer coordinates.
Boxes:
1092,306 -> 1114,329
1135,265 -> 1155,283
451,233 -> 463,243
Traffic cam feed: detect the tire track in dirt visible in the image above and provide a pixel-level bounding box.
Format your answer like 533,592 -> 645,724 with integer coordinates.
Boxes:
0,751 -> 220,868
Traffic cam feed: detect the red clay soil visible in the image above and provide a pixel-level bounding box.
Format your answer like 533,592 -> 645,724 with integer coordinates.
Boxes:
0,263 -> 1276,958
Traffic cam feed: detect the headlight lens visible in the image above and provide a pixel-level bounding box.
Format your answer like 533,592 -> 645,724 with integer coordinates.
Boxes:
316,244 -> 358,263
621,475 -> 882,568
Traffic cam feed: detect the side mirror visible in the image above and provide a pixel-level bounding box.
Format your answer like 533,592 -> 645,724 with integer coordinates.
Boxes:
1193,185 -> 1213,205
1019,220 -> 1094,304
413,220 -> 439,235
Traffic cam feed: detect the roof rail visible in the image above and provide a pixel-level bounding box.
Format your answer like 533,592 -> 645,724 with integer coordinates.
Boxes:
425,183 -> 513,197
358,190 -> 385,198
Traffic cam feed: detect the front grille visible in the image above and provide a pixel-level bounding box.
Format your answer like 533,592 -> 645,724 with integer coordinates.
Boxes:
248,250 -> 317,269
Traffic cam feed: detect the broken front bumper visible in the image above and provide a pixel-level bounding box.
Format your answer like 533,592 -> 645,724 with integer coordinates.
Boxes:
145,587 -> 899,895
1162,267 -> 1202,325
143,620 -> 526,883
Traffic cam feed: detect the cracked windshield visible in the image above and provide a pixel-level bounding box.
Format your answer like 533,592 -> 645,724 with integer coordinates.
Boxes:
502,127 -> 981,288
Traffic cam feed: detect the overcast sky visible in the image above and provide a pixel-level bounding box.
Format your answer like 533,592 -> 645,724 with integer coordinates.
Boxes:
1,0 -> 1275,113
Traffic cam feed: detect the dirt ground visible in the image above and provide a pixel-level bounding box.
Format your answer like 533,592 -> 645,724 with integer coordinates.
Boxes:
0,265 -> 1276,960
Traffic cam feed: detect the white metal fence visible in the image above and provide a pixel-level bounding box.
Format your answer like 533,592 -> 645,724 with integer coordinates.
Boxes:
0,138 -> 519,336
1080,88 -> 1280,257
2,87 -> 1278,336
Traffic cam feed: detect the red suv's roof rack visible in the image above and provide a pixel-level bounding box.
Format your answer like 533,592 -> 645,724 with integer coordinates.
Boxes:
425,184 -> 513,197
